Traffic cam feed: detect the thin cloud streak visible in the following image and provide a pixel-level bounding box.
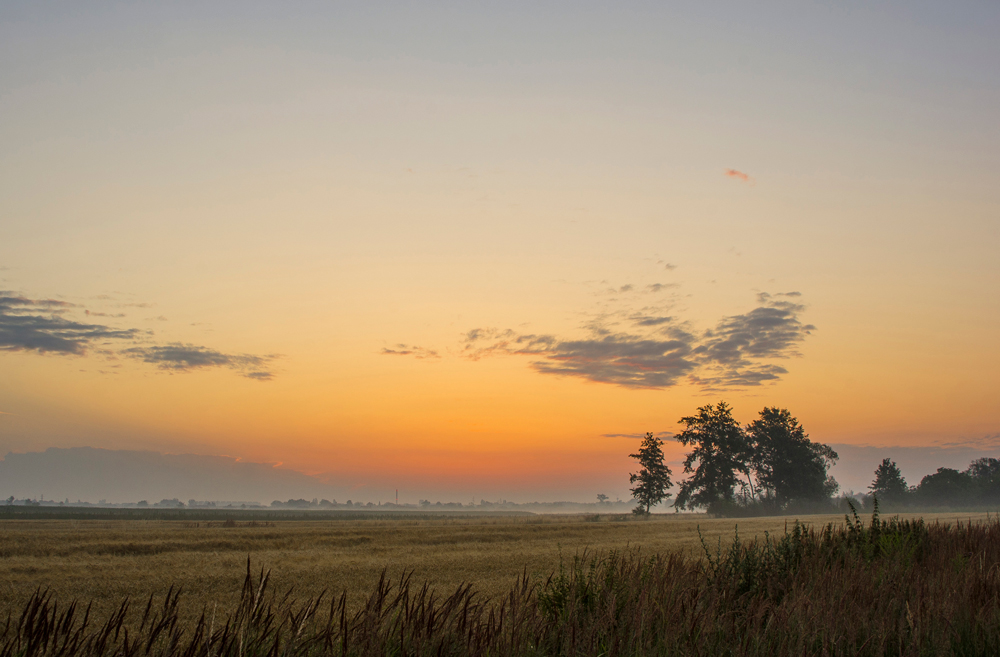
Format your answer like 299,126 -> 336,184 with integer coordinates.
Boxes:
381,344 -> 441,359
123,344 -> 277,380
602,431 -> 674,440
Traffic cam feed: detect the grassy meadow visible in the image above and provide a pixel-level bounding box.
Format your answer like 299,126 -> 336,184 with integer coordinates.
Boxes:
0,510 -> 989,619
2,509 -> 999,655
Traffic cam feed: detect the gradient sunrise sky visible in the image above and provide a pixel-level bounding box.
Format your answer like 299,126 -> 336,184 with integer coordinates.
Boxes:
1,2 -> 998,502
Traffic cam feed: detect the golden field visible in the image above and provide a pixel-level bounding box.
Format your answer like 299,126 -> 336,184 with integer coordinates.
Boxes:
0,511 -> 990,624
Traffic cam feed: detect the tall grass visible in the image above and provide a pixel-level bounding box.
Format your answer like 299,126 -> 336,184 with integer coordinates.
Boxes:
5,507 -> 1000,656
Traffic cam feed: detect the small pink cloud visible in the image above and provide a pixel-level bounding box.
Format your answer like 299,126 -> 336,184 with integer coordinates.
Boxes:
724,168 -> 754,185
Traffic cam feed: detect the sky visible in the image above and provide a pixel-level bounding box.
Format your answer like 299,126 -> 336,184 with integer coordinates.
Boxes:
1,1 -> 998,503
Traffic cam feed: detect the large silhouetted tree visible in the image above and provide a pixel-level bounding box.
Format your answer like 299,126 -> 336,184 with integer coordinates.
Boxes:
746,407 -> 839,506
870,458 -> 908,505
674,402 -> 750,511
629,432 -> 672,515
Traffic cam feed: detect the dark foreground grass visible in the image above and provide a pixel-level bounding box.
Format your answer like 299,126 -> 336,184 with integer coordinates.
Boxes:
5,506 -> 1000,656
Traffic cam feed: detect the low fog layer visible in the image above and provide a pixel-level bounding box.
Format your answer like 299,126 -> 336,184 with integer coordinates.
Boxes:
0,448 -> 338,504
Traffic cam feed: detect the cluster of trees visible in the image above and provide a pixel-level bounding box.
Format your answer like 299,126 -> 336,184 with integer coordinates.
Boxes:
868,457 -> 1000,508
630,402 -> 1000,516
630,402 -> 839,516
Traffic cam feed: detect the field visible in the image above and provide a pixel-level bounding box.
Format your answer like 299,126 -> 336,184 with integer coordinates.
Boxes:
0,509 -> 990,626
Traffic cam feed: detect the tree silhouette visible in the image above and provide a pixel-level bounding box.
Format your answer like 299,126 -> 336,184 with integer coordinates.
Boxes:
629,432 -> 672,515
914,467 -> 972,506
870,458 -> 908,505
746,407 -> 838,506
674,402 -> 750,511
967,458 -> 1000,504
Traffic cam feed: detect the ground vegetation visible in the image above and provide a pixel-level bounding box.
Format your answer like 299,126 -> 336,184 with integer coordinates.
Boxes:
3,509 -> 999,656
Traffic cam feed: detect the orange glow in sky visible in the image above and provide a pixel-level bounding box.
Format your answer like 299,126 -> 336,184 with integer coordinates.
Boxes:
1,3 -> 998,502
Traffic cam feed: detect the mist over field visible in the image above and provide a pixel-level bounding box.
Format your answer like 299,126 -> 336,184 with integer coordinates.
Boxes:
4,441 -> 1000,507
0,447 -> 338,504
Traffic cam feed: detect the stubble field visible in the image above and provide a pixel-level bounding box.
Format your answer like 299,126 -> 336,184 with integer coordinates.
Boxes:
0,509 -> 989,625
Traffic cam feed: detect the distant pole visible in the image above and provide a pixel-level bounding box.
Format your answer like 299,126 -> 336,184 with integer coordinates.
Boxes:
395,489 -> 398,505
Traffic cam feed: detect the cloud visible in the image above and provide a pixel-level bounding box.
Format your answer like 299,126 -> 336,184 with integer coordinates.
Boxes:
696,298 -> 813,365
85,310 -> 126,318
460,293 -> 813,391
1,289 -> 279,381
530,335 -> 697,388
684,293 -> 813,389
380,344 -> 441,359
0,293 -> 140,354
122,343 -> 276,380
461,329 -> 557,361
602,431 -> 674,440
629,314 -> 674,327
462,326 -> 696,389
645,283 -> 677,293
724,168 -> 754,184
935,432 -> 1000,450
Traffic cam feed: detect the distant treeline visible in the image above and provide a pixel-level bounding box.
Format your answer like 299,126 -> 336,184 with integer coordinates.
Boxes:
861,456 -> 1000,509
0,505 -> 536,521
631,402 -> 1000,517
2,495 -> 633,515
2,496 -> 267,509
269,498 -> 636,512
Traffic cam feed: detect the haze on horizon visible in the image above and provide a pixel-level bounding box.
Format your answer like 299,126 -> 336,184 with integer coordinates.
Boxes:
1,1 -> 998,504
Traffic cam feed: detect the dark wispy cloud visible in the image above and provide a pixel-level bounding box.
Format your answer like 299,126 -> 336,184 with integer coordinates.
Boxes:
645,283 -> 677,293
629,314 -> 674,327
460,292 -> 813,391
0,293 -> 140,354
123,343 -> 277,380
532,335 -> 696,388
689,292 -> 813,389
461,329 -> 557,361
0,290 -> 277,381
380,344 -> 441,359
